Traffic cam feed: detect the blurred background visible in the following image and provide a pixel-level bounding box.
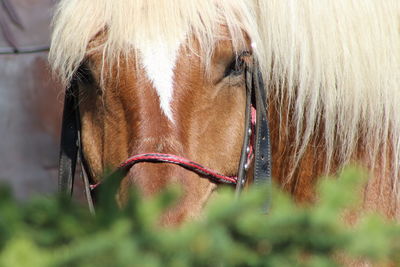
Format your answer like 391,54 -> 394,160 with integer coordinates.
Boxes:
0,0 -> 62,199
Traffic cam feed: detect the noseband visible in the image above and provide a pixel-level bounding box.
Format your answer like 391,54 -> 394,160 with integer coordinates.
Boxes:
58,59 -> 272,212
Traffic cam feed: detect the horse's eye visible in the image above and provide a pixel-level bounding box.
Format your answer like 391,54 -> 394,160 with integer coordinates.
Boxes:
76,64 -> 94,85
225,59 -> 244,77
224,51 -> 250,77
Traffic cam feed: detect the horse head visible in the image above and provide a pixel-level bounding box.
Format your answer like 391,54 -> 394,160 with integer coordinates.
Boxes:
51,0 -> 400,222
51,1 -> 271,224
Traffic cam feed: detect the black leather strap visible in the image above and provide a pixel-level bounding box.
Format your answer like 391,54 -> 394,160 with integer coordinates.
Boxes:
235,61 -> 272,206
253,62 -> 272,212
235,65 -> 253,196
58,79 -> 79,196
253,65 -> 272,186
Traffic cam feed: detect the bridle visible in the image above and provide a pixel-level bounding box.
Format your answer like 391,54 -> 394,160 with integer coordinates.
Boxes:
58,58 -> 272,213
58,59 -> 272,212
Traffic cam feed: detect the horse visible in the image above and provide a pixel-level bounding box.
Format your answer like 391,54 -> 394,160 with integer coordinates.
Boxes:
49,0 -> 400,225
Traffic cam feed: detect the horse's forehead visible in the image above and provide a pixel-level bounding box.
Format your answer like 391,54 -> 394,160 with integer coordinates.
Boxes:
138,40 -> 183,123
136,27 -> 233,123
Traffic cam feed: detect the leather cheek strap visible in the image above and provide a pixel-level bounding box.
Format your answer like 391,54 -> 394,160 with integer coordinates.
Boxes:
235,61 -> 272,208
235,65 -> 254,195
58,79 -> 80,196
253,64 -> 272,211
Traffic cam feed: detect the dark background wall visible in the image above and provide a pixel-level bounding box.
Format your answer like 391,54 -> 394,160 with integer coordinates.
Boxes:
0,0 -> 63,199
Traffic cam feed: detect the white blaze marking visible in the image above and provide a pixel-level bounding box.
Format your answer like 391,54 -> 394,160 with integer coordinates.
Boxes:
139,42 -> 180,122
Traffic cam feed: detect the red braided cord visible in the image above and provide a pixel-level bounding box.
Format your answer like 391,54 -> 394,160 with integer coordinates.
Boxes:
90,108 -> 257,190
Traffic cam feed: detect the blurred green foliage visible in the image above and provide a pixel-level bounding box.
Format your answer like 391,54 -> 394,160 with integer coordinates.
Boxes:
0,167 -> 399,266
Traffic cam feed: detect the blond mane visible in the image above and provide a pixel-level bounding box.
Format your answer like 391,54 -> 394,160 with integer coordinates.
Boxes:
49,0 -> 400,191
